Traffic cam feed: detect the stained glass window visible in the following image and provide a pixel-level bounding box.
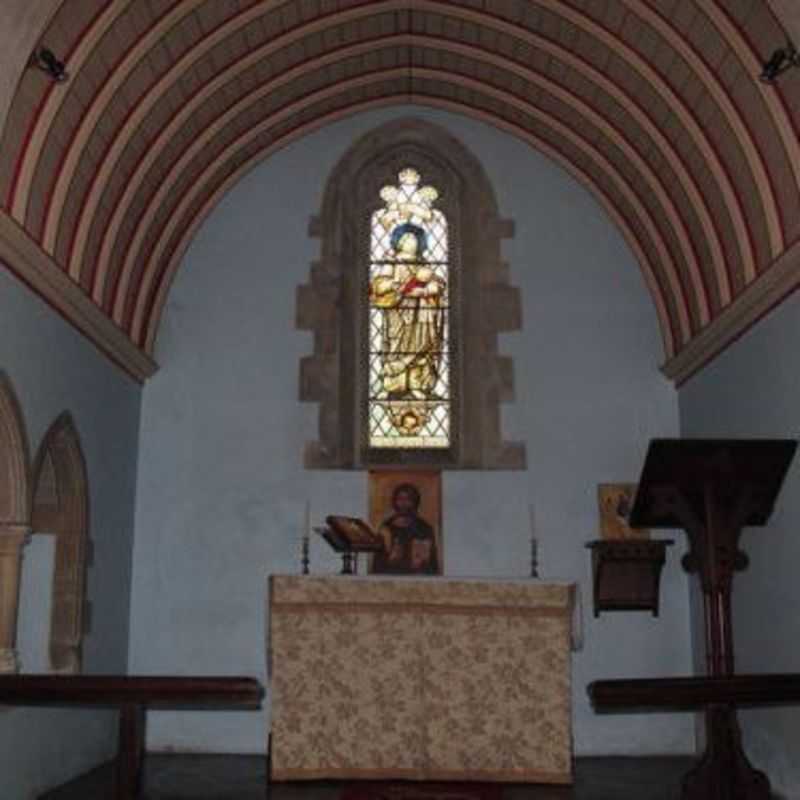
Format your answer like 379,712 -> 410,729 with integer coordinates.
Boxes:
368,167 -> 451,449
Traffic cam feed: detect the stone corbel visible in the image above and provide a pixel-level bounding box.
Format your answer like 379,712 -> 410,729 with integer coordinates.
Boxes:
0,523 -> 32,674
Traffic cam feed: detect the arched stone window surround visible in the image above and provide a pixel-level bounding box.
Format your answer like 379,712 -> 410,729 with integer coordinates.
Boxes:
31,413 -> 89,674
0,371 -> 31,674
299,117 -> 525,471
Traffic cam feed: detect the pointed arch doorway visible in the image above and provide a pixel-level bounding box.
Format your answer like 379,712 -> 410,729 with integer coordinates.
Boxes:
0,372 -> 31,674
31,413 -> 89,674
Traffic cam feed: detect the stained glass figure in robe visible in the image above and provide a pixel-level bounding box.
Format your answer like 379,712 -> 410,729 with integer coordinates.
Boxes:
368,168 -> 450,449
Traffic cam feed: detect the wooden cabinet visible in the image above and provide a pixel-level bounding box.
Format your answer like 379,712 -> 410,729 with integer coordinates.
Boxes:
586,539 -> 672,617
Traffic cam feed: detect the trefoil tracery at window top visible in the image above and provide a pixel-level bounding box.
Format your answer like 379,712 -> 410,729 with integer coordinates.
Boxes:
368,167 -> 450,449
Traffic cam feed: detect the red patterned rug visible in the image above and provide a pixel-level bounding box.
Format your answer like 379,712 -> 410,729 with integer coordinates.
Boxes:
339,782 -> 504,800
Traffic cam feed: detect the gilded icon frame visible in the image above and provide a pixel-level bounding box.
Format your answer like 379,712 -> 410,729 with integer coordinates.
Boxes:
368,470 -> 443,574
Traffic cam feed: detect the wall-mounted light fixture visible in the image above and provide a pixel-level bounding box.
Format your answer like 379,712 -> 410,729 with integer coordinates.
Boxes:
760,42 -> 800,83
31,47 -> 68,83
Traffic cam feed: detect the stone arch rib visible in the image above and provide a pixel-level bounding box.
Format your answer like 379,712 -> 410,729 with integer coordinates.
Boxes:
2,0 -> 799,384
5,0 -> 124,219
18,0 -> 757,279
698,0 -> 800,194
31,2 -> 207,248
141,97 -> 676,362
616,0 -> 785,259
77,17 -> 730,318
90,34 -> 707,336
0,372 -> 30,525
0,371 -> 31,674
128,69 -> 685,352
8,0 -> 765,341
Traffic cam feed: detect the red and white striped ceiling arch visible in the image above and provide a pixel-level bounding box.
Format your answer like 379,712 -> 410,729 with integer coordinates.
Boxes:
1,0 -> 798,374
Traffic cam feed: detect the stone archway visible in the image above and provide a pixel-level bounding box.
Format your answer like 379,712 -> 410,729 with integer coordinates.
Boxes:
0,371 -> 31,674
31,413 -> 89,674
299,117 -> 524,471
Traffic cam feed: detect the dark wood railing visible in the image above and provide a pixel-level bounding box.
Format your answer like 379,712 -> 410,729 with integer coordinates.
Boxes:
589,674 -> 800,713
0,674 -> 264,800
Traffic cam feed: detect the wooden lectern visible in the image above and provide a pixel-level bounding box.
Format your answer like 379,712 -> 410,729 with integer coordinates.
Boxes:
589,438 -> 798,800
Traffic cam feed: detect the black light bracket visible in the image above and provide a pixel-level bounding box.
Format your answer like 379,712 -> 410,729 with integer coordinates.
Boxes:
760,41 -> 800,83
31,47 -> 69,83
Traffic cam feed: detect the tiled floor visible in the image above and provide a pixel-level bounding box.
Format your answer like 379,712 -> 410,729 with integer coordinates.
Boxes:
41,754 -> 700,799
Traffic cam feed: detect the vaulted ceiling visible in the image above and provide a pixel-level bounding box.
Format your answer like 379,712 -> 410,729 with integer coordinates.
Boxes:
1,0 -> 799,382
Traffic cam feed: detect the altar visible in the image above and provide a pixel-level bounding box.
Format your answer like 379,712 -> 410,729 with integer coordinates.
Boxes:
267,575 -> 575,784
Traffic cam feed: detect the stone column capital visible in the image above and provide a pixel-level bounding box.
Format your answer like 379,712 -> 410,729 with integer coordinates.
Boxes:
0,524 -> 32,551
0,523 -> 29,675
0,647 -> 18,674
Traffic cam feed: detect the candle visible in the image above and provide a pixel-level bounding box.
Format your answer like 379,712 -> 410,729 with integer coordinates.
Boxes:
529,503 -> 539,578
301,501 -> 311,575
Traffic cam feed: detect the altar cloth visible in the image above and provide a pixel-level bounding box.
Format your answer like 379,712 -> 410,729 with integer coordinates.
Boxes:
268,575 -> 575,784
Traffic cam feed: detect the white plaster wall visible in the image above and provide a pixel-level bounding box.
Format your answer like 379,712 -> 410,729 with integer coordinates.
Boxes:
129,107 -> 694,756
0,266 -> 141,799
680,289 -> 800,799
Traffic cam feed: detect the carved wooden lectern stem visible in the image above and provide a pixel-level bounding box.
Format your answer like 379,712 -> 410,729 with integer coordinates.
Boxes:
651,479 -> 769,798
590,439 -> 799,800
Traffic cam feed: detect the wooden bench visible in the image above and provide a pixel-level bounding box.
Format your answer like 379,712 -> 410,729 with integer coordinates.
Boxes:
589,674 -> 800,800
0,674 -> 264,799
589,674 -> 800,713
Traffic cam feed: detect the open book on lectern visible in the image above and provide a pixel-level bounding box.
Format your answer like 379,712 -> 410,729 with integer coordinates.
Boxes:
318,515 -> 385,553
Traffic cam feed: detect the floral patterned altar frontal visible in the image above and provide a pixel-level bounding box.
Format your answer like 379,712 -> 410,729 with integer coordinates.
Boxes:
268,576 -> 575,784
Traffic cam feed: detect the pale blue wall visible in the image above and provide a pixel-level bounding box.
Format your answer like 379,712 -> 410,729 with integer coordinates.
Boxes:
0,266 -> 141,799
17,534 -> 55,673
680,290 -> 800,799
128,107 -> 694,756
